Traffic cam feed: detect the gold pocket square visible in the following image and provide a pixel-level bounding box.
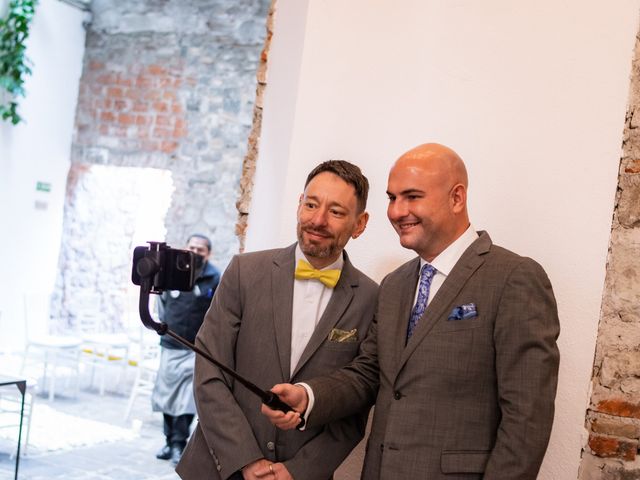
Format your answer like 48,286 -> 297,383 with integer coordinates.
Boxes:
328,328 -> 358,343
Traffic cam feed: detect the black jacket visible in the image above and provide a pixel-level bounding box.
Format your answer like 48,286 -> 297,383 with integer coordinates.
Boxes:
158,261 -> 221,349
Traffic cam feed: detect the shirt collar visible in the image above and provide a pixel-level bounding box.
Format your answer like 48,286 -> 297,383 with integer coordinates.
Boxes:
295,244 -> 344,271
420,225 -> 478,276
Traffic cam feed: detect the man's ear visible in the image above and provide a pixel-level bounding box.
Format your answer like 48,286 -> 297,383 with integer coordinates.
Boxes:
450,184 -> 467,213
352,211 -> 369,239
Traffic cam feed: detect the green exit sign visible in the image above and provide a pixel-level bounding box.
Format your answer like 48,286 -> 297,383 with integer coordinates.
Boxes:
36,181 -> 51,193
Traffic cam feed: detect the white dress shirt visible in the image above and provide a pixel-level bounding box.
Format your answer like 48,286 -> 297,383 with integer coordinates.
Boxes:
414,225 -> 478,306
290,245 -> 343,375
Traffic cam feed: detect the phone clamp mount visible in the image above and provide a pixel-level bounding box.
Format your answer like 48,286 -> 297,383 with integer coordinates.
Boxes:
132,241 -> 303,426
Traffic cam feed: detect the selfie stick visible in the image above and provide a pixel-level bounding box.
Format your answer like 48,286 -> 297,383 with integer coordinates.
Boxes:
135,255 -> 304,428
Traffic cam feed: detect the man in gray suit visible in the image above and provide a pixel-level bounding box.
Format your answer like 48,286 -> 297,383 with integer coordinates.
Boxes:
176,160 -> 378,480
264,143 -> 560,479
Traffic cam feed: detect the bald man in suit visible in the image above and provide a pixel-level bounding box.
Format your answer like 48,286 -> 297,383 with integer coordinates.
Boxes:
264,143 -> 560,479
176,160 -> 378,480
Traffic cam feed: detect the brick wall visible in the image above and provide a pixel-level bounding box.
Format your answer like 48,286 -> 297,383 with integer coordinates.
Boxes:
579,31 -> 640,480
53,0 -> 272,330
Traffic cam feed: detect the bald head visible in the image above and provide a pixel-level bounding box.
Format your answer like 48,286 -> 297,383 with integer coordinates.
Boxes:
386,142 -> 471,261
393,143 -> 468,191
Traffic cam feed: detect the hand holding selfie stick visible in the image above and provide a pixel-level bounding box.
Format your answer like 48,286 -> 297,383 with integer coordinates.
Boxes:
133,243 -> 304,428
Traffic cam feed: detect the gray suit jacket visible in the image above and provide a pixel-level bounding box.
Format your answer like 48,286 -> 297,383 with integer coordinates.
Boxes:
307,232 -> 560,479
176,244 -> 378,480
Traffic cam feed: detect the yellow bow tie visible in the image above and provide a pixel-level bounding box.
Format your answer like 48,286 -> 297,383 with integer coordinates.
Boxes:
294,259 -> 341,288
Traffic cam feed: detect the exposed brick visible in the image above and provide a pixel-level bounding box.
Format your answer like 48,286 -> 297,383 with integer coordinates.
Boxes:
66,0 -> 271,335
153,127 -> 172,138
125,89 -> 143,100
113,99 -> 128,111
591,417 -> 640,438
155,115 -> 172,127
625,159 -> 640,173
136,75 -> 153,88
89,60 -> 104,71
153,102 -> 169,113
159,76 -> 174,88
161,140 -> 179,153
95,99 -> 112,110
132,102 -> 148,113
147,64 -> 166,75
107,87 -> 123,98
118,113 -> 135,125
597,399 -> 640,419
143,90 -> 162,101
588,433 -> 637,461
100,111 -> 115,123
96,73 -> 116,85
174,119 -> 187,137
115,74 -> 133,87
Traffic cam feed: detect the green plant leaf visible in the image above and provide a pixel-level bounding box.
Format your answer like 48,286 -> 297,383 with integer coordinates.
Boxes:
0,0 -> 39,124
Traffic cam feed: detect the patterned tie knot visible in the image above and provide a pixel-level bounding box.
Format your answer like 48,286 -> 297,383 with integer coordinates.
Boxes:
407,263 -> 437,340
420,263 -> 437,283
294,259 -> 341,288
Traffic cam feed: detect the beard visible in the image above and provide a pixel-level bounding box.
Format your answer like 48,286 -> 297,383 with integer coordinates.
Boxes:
296,222 -> 340,260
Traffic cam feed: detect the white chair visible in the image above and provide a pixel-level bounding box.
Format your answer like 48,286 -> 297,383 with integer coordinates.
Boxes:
123,325 -> 160,421
21,292 -> 82,401
77,311 -> 131,396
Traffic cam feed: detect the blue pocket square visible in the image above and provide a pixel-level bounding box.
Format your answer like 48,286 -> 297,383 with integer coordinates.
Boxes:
448,303 -> 477,320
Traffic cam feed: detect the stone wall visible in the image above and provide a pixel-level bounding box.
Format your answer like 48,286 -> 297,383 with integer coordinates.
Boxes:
53,0 -> 272,331
579,33 -> 640,479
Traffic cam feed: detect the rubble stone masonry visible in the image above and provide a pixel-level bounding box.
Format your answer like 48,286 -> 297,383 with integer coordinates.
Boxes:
579,32 -> 640,479
53,0 -> 272,331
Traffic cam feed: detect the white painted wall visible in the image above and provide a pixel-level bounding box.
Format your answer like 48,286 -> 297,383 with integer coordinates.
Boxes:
0,0 -> 87,349
247,0 -> 640,478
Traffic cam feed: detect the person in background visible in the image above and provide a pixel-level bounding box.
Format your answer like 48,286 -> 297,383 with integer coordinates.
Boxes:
176,160 -> 378,480
264,143 -> 560,480
152,233 -> 221,466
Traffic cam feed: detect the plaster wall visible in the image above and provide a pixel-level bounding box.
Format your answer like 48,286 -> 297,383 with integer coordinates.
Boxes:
0,0 -> 87,348
247,1 -> 640,478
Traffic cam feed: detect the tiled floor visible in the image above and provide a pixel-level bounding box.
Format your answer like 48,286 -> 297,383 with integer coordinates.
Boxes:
0,366 -> 366,480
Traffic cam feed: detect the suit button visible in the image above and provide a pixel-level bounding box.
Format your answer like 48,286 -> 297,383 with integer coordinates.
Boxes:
393,391 -> 401,400
267,441 -> 275,451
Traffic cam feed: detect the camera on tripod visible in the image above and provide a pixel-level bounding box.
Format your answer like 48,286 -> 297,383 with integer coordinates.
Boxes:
131,241 -> 204,293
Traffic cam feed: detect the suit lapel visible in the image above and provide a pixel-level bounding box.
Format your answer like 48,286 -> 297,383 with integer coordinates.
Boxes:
271,245 -> 296,382
290,252 -> 358,379
398,233 -> 491,371
389,258 -> 421,370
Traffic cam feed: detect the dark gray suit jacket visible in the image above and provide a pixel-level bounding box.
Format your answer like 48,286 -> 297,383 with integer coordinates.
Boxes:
176,244 -> 378,480
307,232 -> 560,479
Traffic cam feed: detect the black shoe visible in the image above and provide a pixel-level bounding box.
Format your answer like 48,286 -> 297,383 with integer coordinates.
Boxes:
170,444 -> 184,466
156,445 -> 172,460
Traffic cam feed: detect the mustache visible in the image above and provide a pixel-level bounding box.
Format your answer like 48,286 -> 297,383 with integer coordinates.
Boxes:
301,225 -> 333,238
